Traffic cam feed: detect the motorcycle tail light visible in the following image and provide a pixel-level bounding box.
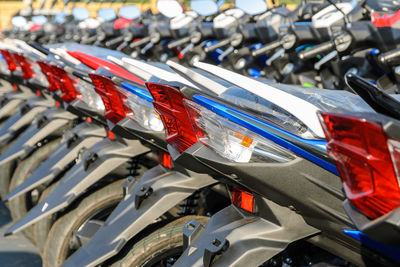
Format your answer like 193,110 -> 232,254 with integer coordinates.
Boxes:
319,112 -> 400,219
184,97 -> 294,163
147,82 -> 197,153
232,187 -> 254,213
0,50 -> 18,72
89,74 -> 130,124
37,62 -> 59,92
50,65 -> 81,103
11,53 -> 33,80
119,82 -> 163,132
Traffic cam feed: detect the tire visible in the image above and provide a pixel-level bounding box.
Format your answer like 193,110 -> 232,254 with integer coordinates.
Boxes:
42,179 -> 127,267
32,180 -> 61,255
113,215 -> 210,267
8,138 -> 61,245
0,139 -> 19,200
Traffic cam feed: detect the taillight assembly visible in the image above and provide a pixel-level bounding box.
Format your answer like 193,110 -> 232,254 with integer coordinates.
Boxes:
37,62 -> 59,92
147,82 -> 198,153
119,82 -> 164,132
11,53 -> 33,79
89,74 -> 131,124
184,95 -> 295,163
232,187 -> 255,213
50,65 -> 81,103
319,112 -> 400,219
0,50 -> 17,72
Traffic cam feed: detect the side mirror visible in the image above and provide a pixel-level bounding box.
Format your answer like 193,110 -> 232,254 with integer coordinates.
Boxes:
72,7 -> 90,21
157,0 -> 183,18
32,15 -> 48,25
235,0 -> 267,15
190,0 -> 224,16
118,5 -> 141,20
54,13 -> 67,24
11,16 -> 27,28
97,8 -> 117,21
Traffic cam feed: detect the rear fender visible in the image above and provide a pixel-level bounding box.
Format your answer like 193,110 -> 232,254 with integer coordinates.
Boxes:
175,199 -> 319,267
5,138 -> 150,235
61,165 -> 217,267
5,122 -> 107,202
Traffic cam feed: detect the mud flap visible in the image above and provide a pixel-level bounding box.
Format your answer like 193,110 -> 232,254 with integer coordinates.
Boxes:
5,122 -> 107,202
174,201 -> 319,267
61,165 -> 217,267
0,95 -> 54,145
0,107 -> 77,166
5,138 -> 150,235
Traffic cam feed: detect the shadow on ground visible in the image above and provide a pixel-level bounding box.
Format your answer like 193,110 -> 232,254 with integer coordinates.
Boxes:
0,201 -> 42,266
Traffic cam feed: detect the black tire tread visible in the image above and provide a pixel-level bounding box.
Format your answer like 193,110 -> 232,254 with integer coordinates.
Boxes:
43,179 -> 125,267
114,215 -> 210,267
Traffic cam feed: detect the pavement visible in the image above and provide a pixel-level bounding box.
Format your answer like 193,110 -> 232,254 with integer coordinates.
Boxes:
0,202 -> 42,267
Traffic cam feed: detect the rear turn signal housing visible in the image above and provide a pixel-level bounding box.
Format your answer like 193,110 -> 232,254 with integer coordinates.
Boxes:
319,112 -> 400,219
146,82 -> 197,153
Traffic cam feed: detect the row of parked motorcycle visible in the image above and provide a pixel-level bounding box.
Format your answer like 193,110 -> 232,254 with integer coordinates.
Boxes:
0,0 -> 399,266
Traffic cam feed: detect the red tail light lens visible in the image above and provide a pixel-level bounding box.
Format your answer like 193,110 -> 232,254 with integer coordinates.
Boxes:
50,65 -> 80,103
232,187 -> 255,213
37,62 -> 59,92
11,53 -> 33,79
158,151 -> 172,169
0,50 -> 17,72
89,74 -> 130,124
320,113 -> 400,219
147,83 -> 198,153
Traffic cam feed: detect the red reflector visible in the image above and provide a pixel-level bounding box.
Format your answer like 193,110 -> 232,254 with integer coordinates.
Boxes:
232,187 -> 254,213
36,90 -> 41,96
12,84 -> 18,91
158,151 -> 172,169
12,53 -> 33,79
50,65 -> 80,103
89,74 -> 130,124
107,130 -> 115,140
55,101 -> 60,107
37,62 -> 59,92
0,50 -> 17,72
113,17 -> 133,30
86,117 -> 93,123
147,83 -> 197,153
320,113 -> 400,219
372,10 -> 400,27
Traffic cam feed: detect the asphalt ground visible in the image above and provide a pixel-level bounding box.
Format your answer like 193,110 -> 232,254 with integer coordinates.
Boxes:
0,201 -> 41,267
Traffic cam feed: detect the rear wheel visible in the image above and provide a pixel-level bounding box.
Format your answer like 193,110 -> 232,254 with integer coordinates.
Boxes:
8,139 -> 61,245
42,179 -> 127,267
113,215 -> 210,267
32,180 -> 61,254
0,140 -> 18,200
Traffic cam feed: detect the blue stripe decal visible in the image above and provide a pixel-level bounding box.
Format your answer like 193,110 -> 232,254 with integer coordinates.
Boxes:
193,95 -> 338,175
343,230 -> 400,262
121,82 -> 153,102
294,21 -> 312,25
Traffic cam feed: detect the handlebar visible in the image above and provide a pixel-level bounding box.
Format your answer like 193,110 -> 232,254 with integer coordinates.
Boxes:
129,36 -> 151,49
204,37 -> 231,53
298,41 -> 334,60
167,36 -> 191,49
105,36 -> 124,47
378,48 -> 400,66
251,40 -> 281,57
